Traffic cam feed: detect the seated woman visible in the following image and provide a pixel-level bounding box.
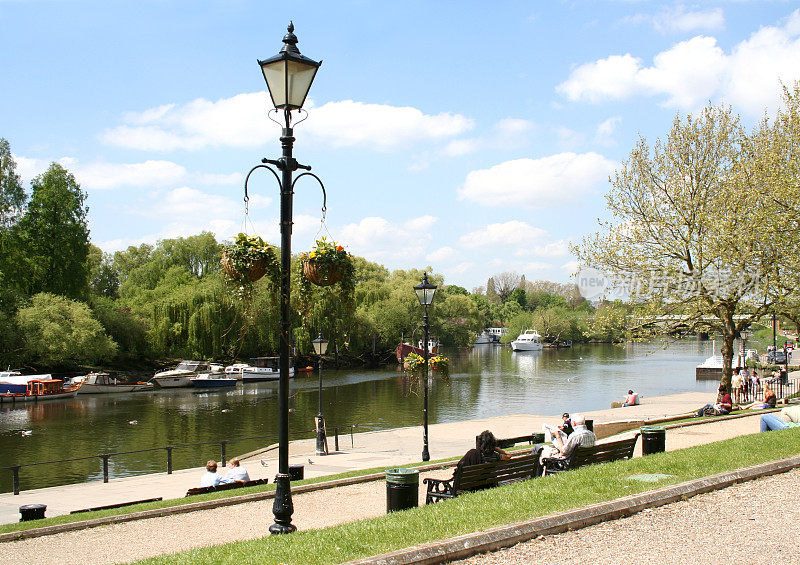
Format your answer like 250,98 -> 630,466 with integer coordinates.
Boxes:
622,390 -> 640,406
740,386 -> 777,410
456,430 -> 511,470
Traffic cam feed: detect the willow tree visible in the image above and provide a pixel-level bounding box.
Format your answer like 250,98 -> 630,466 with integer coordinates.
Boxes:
576,104 -> 790,388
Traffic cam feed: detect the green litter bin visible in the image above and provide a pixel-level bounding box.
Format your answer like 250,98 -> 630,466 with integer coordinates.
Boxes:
385,468 -> 419,513
640,425 -> 666,455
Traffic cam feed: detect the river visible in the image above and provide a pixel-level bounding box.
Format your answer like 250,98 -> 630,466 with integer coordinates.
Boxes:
0,339 -> 722,493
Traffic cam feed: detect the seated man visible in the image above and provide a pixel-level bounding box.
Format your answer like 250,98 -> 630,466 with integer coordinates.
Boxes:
220,458 -> 250,484
540,413 -> 596,467
542,412 -> 573,443
760,405 -> 800,432
696,385 -> 732,416
200,460 -> 223,487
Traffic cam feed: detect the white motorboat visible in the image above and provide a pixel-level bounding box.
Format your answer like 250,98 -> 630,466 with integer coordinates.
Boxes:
73,372 -> 154,394
474,330 -> 493,345
240,357 -> 295,382
151,361 -> 224,388
511,329 -> 543,351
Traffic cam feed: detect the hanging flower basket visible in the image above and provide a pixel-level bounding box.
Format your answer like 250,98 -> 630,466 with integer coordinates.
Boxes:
220,233 -> 278,284
300,237 -> 352,287
302,260 -> 345,286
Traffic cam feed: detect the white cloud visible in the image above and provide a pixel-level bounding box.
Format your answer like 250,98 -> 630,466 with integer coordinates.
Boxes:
459,221 -> 547,248
427,246 -> 458,263
458,152 -> 616,208
652,6 -> 725,34
561,260 -> 580,275
559,11 -> 800,115
77,160 -> 188,189
102,94 -> 473,152
594,116 -> 622,145
558,54 -> 642,103
305,100 -> 473,150
14,154 -> 240,191
338,216 -> 438,264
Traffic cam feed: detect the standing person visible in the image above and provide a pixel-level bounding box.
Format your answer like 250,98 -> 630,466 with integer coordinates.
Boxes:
750,370 -> 760,398
731,369 -> 744,404
542,412 -> 573,443
221,458 -> 250,484
200,460 -> 223,487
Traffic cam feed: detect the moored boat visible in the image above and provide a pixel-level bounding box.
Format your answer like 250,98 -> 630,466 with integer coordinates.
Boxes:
0,377 -> 82,403
151,361 -> 224,388
74,372 -> 154,394
473,330 -> 493,345
511,329 -> 543,351
395,339 -> 439,363
240,357 -> 295,382
190,373 -> 238,388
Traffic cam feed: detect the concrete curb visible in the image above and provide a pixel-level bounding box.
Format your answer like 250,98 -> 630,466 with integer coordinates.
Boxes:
0,460 -> 457,543
345,455 -> 800,565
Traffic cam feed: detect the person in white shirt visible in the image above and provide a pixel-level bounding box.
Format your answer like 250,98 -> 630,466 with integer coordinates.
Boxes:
200,460 -> 223,487
220,458 -> 250,484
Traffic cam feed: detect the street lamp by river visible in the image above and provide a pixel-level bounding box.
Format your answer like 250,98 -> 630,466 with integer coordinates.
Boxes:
311,333 -> 329,456
414,272 -> 437,461
250,22 -> 322,535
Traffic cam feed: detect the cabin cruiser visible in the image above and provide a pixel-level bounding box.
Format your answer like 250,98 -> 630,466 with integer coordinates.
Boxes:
239,357 -> 295,382
151,361 -> 224,388
511,329 -> 543,351
73,372 -> 154,394
474,330 -> 493,345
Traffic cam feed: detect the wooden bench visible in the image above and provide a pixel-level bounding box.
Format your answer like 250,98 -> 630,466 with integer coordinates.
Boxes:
185,478 -> 268,497
423,451 -> 540,504
540,435 -> 639,476
495,433 -> 545,449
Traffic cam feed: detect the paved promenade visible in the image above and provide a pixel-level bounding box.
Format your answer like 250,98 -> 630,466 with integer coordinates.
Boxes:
0,391 -> 781,564
0,391 -> 716,525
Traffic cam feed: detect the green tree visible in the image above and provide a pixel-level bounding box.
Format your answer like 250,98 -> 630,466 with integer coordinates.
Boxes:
16,163 -> 90,299
16,293 -> 118,366
0,138 -> 25,230
576,103 -> 790,386
88,245 -> 120,298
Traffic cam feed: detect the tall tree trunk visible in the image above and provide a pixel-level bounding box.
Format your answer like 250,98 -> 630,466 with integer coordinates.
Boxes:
719,304 -> 737,391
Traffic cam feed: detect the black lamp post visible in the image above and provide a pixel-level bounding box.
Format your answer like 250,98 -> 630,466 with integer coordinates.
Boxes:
414,272 -> 437,461
252,22 -> 322,535
311,333 -> 329,456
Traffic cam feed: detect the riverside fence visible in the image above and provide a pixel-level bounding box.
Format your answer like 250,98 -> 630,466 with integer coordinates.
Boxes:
2,423 -> 358,495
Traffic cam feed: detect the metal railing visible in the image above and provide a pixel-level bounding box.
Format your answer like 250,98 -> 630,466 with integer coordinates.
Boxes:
735,374 -> 800,405
2,423 -> 359,495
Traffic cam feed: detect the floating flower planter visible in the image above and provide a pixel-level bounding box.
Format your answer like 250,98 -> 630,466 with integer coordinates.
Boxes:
220,233 -> 278,284
300,237 -> 352,288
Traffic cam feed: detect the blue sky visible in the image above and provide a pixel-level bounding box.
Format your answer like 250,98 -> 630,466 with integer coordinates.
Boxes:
3,1 -> 799,291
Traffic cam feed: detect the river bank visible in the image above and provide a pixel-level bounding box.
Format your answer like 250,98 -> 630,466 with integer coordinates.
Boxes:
0,341 -> 722,493
0,390 -> 726,525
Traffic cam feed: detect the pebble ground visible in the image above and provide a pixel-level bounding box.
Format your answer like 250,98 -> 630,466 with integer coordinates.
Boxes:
455,468 -> 800,565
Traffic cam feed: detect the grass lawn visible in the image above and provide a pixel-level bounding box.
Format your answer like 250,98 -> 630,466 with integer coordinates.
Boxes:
132,428 -> 800,565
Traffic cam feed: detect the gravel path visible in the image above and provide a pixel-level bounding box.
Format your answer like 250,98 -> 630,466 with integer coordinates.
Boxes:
455,468 -> 800,565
